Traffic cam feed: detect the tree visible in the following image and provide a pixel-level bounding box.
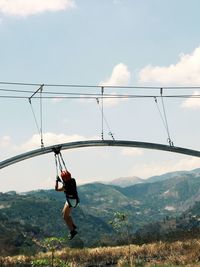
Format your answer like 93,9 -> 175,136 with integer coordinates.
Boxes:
31,237 -> 68,267
109,211 -> 133,265
109,212 -> 130,242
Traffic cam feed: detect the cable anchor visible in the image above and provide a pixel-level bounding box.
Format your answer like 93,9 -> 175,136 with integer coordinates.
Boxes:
108,132 -> 115,141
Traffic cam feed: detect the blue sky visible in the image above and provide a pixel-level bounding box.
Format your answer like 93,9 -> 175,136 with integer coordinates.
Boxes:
1,0 -> 200,192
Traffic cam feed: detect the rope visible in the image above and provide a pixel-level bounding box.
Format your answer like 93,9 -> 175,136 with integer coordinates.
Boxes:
101,113 -> 115,140
29,98 -> 41,138
28,85 -> 44,148
154,89 -> 174,146
96,89 -> 115,141
160,88 -> 173,146
54,153 -> 59,177
52,146 -> 68,173
57,154 -> 63,172
154,97 -> 168,133
59,152 -> 68,170
101,87 -> 104,140
54,154 -> 64,184
40,87 -> 44,148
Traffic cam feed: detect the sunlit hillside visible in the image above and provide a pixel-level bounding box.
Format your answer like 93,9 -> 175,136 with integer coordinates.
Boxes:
1,239 -> 200,266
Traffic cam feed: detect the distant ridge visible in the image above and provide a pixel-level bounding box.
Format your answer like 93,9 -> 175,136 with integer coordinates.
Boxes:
101,168 -> 200,187
147,168 -> 200,183
107,176 -> 144,187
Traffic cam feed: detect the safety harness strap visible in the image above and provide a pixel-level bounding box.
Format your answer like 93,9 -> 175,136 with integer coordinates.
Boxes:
53,146 -> 68,177
66,197 -> 79,208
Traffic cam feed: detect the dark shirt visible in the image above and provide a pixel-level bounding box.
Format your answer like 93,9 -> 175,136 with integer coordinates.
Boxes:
63,178 -> 78,199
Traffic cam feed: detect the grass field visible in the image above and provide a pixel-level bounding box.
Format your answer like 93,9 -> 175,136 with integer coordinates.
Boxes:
1,239 -> 200,266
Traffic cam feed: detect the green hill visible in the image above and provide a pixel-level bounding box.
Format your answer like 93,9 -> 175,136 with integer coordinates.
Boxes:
1,168 -> 200,255
0,190 -> 113,256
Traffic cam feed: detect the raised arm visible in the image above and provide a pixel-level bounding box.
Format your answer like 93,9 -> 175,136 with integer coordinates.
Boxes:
55,177 -> 65,192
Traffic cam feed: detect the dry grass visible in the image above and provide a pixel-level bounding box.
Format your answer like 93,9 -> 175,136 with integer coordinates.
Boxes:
1,239 -> 200,266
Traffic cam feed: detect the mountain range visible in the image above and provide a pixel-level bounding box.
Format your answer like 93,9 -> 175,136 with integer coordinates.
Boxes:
1,168 -> 200,255
106,168 -> 200,186
107,176 -> 144,187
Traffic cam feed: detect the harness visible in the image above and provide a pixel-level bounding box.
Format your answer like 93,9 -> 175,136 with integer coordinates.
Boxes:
53,146 -> 79,208
63,181 -> 80,208
63,178 -> 79,208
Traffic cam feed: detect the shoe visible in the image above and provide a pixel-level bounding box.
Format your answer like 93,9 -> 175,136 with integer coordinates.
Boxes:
68,230 -> 78,240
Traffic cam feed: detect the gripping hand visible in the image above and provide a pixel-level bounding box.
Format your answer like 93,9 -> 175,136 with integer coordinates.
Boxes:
56,176 -> 62,183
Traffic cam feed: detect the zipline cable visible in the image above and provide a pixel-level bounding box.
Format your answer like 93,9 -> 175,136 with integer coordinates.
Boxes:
1,80 -> 200,90
2,94 -> 200,99
0,85 -> 200,99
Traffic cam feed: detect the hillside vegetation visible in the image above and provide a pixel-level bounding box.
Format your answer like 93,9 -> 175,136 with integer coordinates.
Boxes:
1,239 -> 200,266
1,168 -> 200,259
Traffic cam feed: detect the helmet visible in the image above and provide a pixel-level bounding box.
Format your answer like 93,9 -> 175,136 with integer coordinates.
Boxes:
61,170 -> 71,180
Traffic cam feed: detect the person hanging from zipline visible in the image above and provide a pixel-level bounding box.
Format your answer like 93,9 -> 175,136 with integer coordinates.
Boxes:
53,147 -> 79,240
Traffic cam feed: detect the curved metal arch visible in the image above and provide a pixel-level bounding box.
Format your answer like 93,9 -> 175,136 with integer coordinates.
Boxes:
1,139 -> 200,170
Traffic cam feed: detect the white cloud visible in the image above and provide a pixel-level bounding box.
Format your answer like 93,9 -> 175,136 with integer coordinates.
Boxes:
76,63 -> 131,107
100,63 -> 131,87
16,132 -> 89,151
130,156 -> 200,179
99,63 -> 131,107
173,156 -> 200,171
0,0 -> 75,17
181,90 -> 200,109
121,147 -> 143,156
139,46 -> 200,85
104,93 -> 129,107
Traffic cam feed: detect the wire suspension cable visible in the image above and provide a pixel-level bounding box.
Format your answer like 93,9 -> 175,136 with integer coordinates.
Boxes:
29,98 -> 41,136
40,86 -> 44,148
96,98 -> 115,140
154,97 -> 170,134
1,80 -> 200,90
1,84 -> 200,100
28,84 -> 45,148
154,95 -> 174,146
160,88 -> 174,146
101,87 -> 104,140
3,94 -> 200,100
29,84 -> 44,100
96,88 -> 115,140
